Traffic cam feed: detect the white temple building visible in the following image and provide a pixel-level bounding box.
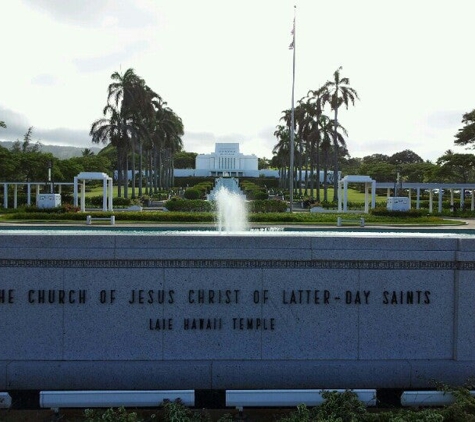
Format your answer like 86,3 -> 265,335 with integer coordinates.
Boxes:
193,143 -> 259,177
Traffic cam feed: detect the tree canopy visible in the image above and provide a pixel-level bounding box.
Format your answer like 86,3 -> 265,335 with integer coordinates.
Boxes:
455,109 -> 475,148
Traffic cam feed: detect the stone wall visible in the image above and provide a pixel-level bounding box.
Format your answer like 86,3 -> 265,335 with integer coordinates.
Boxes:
1,231 -> 475,390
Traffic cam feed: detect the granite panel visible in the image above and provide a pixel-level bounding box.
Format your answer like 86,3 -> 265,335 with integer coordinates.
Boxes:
457,237 -> 475,251
358,269 -> 454,359
0,362 -> 7,390
0,234 -> 116,254
0,267 -> 64,359
2,232 -> 475,390
6,361 -> 212,390
262,269 -> 359,359
454,271 -> 475,360
310,236 -> 459,251
62,268 -> 166,360
410,361 -> 475,387
114,235 -> 314,260
211,360 -> 412,389
311,250 -> 456,261
163,268 -> 262,359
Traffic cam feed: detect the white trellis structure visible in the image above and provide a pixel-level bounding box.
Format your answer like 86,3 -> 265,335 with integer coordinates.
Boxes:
2,182 -> 73,209
338,175 -> 376,213
73,172 -> 113,212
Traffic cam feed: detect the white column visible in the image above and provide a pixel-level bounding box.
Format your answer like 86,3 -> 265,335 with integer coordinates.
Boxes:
471,190 -> 475,211
102,178 -> 107,211
337,180 -> 342,212
387,188 -> 391,198
416,188 -> 420,209
109,178 -> 114,211
14,185 -> 18,209
73,177 -> 78,207
81,180 -> 86,212
3,183 -> 7,209
438,190 -> 443,213
429,191 -> 433,213
371,180 -> 376,209
343,179 -> 348,212
364,183 -> 369,213
27,184 -> 31,206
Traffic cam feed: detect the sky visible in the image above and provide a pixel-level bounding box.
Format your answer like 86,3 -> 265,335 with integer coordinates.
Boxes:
1,0 -> 474,163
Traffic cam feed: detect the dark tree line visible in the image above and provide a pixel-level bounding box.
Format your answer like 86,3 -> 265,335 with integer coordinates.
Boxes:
273,66 -> 358,202
90,68 -> 184,198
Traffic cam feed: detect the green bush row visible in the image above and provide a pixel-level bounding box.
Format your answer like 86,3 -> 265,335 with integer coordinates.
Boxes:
81,387 -> 475,422
165,198 -> 213,212
3,208 -> 450,225
370,207 -> 427,217
88,195 -> 131,206
249,200 -> 288,213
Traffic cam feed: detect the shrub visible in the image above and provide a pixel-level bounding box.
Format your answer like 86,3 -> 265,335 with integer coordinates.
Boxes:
249,190 -> 269,200
164,198 -> 213,212
84,407 -> 142,422
87,195 -> 131,207
183,189 -> 201,200
279,390 -> 367,422
315,390 -> 367,421
370,207 -> 426,217
22,205 -> 80,214
249,199 -> 288,213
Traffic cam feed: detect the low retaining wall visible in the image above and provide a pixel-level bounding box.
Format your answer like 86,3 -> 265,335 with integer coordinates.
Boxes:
1,230 -> 475,390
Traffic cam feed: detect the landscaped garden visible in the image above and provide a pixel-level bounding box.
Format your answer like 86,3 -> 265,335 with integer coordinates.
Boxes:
0,183 -> 470,227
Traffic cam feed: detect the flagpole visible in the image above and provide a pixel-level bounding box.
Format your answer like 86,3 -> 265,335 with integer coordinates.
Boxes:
289,5 -> 296,212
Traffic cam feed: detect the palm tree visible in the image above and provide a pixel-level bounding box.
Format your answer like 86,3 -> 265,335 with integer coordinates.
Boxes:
279,107 -> 306,195
149,103 -> 184,190
90,105 -> 148,198
82,148 -> 95,157
273,124 -> 293,189
91,68 -> 185,197
106,68 -> 152,198
0,121 -> 6,129
321,67 -> 359,202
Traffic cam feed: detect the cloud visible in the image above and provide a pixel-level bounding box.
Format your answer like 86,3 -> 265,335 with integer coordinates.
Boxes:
0,106 -> 92,147
426,110 -> 464,130
22,0 -> 156,28
34,127 -> 91,146
31,74 -> 59,86
0,107 -> 31,140
182,132 -> 218,154
73,40 -> 150,73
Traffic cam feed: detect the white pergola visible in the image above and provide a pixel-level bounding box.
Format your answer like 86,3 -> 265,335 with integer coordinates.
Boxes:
2,182 -> 73,209
338,175 -> 376,213
375,182 -> 475,213
73,172 -> 113,212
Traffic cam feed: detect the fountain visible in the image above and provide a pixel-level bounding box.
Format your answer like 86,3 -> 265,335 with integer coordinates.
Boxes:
215,186 -> 249,232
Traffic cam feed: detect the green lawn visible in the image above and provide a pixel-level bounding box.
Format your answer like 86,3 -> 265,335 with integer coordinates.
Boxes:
84,186 -> 387,203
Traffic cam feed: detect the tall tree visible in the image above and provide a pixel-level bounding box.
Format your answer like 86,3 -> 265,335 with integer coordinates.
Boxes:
82,148 -> 95,157
90,105 -> 148,198
436,150 -> 475,183
273,124 -> 292,189
454,109 -> 475,148
106,68 -> 153,198
321,67 -> 359,202
388,149 -> 424,165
